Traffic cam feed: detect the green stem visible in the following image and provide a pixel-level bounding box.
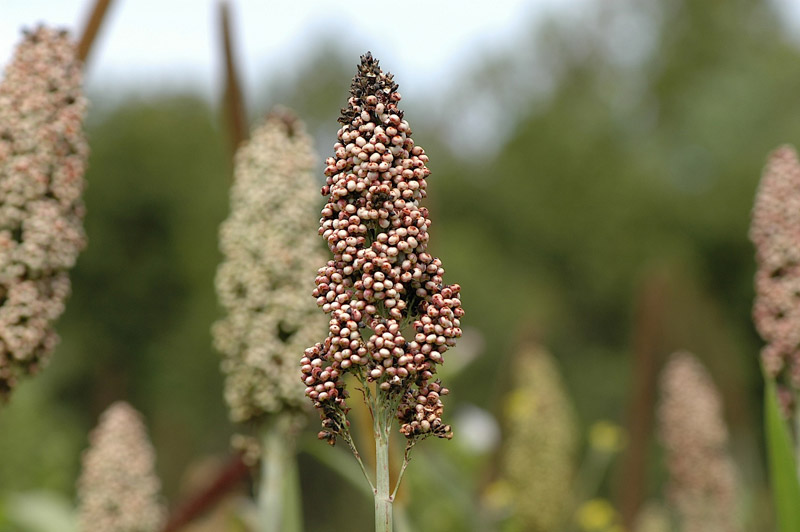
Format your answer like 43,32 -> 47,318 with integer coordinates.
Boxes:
374,395 -> 393,532
795,392 -> 800,477
259,417 -> 297,532
282,453 -> 304,532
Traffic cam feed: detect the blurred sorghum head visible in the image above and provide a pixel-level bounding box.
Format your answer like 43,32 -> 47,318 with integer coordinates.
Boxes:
0,27 -> 88,398
499,345 -> 578,532
751,146 -> 800,385
658,352 -> 738,532
301,52 -> 463,443
77,401 -> 165,532
633,502 -> 671,532
214,110 -> 327,424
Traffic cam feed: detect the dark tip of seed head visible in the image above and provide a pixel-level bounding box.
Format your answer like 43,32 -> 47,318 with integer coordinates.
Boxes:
339,51 -> 401,125
24,28 -> 38,43
267,105 -> 301,138
360,51 -> 376,67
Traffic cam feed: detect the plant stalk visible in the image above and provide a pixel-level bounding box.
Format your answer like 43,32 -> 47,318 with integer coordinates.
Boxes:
392,442 -> 414,500
374,396 -> 393,532
259,417 -> 297,532
77,0 -> 114,63
219,0 -> 248,157
795,391 -> 800,477
282,453 -> 304,532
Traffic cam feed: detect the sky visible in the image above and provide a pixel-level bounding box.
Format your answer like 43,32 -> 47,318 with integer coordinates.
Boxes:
0,0 -> 584,102
2,0 -> 798,155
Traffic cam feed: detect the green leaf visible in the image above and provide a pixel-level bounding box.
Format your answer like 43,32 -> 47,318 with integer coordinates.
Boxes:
3,491 -> 77,532
764,378 -> 800,532
300,439 -> 373,498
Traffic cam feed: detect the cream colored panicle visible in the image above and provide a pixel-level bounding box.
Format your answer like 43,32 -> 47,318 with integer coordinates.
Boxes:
658,352 -> 739,532
0,27 -> 88,398
214,112 -> 327,423
77,402 -> 165,532
499,345 -> 578,532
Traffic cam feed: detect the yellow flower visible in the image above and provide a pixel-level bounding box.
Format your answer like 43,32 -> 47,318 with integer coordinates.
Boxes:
589,420 -> 626,454
577,498 -> 617,531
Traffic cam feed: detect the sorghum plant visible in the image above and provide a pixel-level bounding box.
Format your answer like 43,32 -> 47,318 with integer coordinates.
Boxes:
301,52 -> 463,530
750,145 -> 800,529
213,110 -> 326,531
751,146 -> 800,388
497,344 -> 577,532
658,352 -> 739,532
214,110 -> 325,424
0,27 -> 88,398
76,401 -> 165,532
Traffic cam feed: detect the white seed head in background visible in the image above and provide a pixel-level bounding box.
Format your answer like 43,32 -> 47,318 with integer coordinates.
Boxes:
77,402 -> 165,532
214,111 -> 327,423
0,26 -> 88,398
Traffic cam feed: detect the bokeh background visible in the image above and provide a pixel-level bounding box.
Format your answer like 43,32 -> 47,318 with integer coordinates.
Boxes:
1,0 -> 799,530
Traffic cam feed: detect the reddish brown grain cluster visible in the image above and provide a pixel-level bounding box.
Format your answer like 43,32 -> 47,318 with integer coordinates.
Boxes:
300,53 -> 463,444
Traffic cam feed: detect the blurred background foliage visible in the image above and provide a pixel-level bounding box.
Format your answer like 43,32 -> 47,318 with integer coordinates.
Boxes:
0,0 -> 797,529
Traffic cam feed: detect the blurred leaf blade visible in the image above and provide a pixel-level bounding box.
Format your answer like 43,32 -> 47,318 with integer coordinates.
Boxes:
4,491 -> 77,532
301,439 -> 373,499
764,378 -> 800,532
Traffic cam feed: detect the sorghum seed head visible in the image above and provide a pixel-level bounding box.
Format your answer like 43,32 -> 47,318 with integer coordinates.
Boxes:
0,27 -> 88,398
76,402 -> 165,532
658,352 -> 738,532
751,146 -> 800,385
498,344 -> 578,532
305,52 -> 463,443
214,110 -> 327,423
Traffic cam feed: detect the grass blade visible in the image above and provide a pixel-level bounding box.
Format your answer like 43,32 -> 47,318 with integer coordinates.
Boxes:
764,377 -> 800,532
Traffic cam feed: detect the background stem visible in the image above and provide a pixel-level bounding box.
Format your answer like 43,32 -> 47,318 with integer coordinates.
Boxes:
218,0 -> 248,158
282,453 -> 304,532
77,0 -> 114,63
259,417 -> 298,532
794,392 -> 800,477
